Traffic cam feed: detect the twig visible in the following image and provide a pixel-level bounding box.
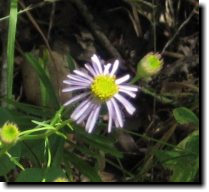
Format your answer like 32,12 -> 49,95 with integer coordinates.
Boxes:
70,0 -> 124,62
152,0 -> 156,52
47,2 -> 56,40
163,51 -> 184,59
161,8 -> 196,54
19,0 -> 60,102
0,0 -> 60,23
19,0 -> 52,53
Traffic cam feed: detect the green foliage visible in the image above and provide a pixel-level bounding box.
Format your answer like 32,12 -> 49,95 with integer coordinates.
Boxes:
24,53 -> 60,109
155,131 -> 199,182
0,106 -> 35,132
173,107 -> 199,127
16,167 -> 66,182
6,0 -> 18,103
66,151 -> 102,182
76,129 -> 123,158
16,168 -> 43,182
66,53 -> 77,71
44,167 -> 66,182
0,108 -> 14,126
6,100 -> 54,119
0,143 -> 21,176
0,0 -> 199,183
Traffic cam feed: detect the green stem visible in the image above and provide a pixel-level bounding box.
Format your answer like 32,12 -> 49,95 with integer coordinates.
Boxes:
140,86 -> 176,105
0,119 -> 71,159
130,75 -> 140,84
18,119 -> 71,141
131,75 -> 176,105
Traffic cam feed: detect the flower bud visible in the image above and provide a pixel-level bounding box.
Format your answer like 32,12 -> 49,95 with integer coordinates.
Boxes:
136,52 -> 163,80
0,122 -> 19,145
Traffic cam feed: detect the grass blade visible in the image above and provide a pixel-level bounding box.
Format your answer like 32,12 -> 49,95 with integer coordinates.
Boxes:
6,0 -> 18,104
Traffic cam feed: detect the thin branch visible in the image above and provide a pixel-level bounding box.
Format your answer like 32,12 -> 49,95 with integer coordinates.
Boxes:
161,9 -> 196,54
0,1 -> 60,23
152,0 -> 156,52
47,2 -> 56,40
70,0 -> 124,62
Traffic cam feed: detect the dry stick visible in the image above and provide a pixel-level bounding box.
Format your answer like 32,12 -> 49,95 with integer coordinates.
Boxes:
0,2 -> 43,23
161,9 -> 196,54
19,1 -> 52,54
152,0 -> 156,52
137,123 -> 177,181
47,2 -> 56,40
70,0 -> 124,63
19,0 -> 60,102
0,0 -> 61,23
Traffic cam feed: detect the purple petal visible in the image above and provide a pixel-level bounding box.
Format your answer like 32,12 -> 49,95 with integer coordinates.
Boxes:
119,89 -> 136,98
70,97 -> 91,119
106,101 -> 113,133
63,80 -> 90,87
86,104 -> 101,133
110,60 -> 119,76
63,92 -> 89,106
85,64 -> 97,77
119,84 -> 138,92
103,63 -> 112,75
110,98 -> 123,128
62,86 -> 88,93
116,74 -> 130,84
67,74 -> 91,83
76,103 -> 96,124
91,54 -> 103,74
73,70 -> 93,81
114,93 -> 136,115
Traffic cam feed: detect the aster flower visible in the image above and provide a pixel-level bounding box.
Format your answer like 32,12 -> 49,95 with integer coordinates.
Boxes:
62,54 -> 138,133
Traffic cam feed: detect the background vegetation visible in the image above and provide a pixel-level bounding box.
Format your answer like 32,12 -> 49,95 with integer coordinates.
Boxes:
0,0 -> 199,182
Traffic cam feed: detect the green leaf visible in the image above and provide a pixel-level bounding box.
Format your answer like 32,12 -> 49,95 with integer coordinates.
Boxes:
173,107 -> 199,127
0,143 -> 21,176
16,168 -> 43,182
65,151 -> 102,182
44,167 -> 66,182
7,100 -> 54,118
155,131 -> 199,182
50,136 -> 65,167
0,107 -> 34,130
21,140 -> 45,167
0,107 -> 14,126
177,130 -> 199,152
24,53 -> 59,109
66,53 -> 77,71
76,129 -> 123,158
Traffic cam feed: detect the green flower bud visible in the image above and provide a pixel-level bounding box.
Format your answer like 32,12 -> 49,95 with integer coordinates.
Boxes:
0,122 -> 20,145
53,177 -> 69,182
136,52 -> 163,81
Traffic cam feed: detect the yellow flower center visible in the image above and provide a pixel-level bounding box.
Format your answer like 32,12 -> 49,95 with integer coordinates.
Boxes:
91,75 -> 118,101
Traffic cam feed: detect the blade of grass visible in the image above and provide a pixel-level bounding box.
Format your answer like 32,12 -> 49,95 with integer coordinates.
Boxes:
6,99 -> 54,118
6,0 -> 18,106
24,53 -> 60,109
